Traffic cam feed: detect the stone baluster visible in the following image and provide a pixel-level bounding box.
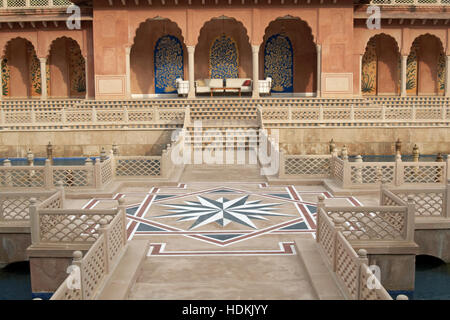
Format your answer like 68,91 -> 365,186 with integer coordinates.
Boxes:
56,180 -> 65,209
3,159 -> 11,187
29,198 -> 40,245
44,159 -> 53,189
98,218 -> 110,273
118,197 -> 127,245
355,154 -> 363,184
71,251 -> 84,298
406,195 -> 416,242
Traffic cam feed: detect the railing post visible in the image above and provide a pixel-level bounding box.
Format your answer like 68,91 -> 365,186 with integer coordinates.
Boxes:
357,249 -> 369,300
342,158 -> 351,188
319,105 -> 324,121
3,159 -> 12,187
445,179 -> 450,218
395,159 -> 403,187
154,106 -> 160,123
44,159 -> 53,189
381,105 -> 386,121
333,217 -> 345,272
92,107 -> 97,124
316,195 -> 325,243
278,149 -> 286,178
118,197 -> 127,245
61,108 -> 67,125
123,107 -> 129,125
72,251 -> 84,299
0,195 -> 3,221
411,104 -> 416,120
94,158 -> 102,189
31,105 -> 36,124
98,219 -> 109,274
406,195 -> 416,242
350,104 -> 355,121
0,108 -> 5,126
56,180 -> 65,209
29,198 -> 40,245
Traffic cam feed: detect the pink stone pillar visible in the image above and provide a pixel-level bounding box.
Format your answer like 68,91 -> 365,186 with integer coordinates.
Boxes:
187,46 -> 195,99
252,45 -> 259,99
401,55 -> 407,97
39,58 -> 47,100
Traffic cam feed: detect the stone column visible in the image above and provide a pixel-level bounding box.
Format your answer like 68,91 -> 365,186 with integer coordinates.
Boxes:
84,56 -> 89,99
359,54 -> 363,96
187,46 -> 195,99
0,59 -> 3,101
252,45 -> 259,99
39,58 -> 47,99
316,44 -> 321,97
445,55 -> 450,97
401,55 -> 407,97
125,47 -> 131,99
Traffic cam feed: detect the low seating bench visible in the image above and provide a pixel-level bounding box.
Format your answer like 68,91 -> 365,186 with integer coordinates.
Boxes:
210,87 -> 242,96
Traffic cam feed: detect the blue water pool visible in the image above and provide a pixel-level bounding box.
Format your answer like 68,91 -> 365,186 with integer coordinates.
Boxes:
414,256 -> 450,300
0,157 -> 102,166
0,262 -> 32,300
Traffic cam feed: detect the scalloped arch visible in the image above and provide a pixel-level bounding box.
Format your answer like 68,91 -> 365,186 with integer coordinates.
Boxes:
47,36 -> 85,58
2,37 -> 37,59
262,16 -> 315,45
409,33 -> 445,54
131,17 -> 186,49
364,33 -> 400,56
196,16 -> 250,48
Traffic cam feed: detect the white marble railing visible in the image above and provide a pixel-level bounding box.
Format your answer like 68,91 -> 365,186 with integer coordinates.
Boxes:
0,158 -> 113,189
0,0 -> 72,9
0,190 -> 57,221
50,198 -> 127,300
315,203 -> 393,300
370,0 -> 450,5
381,183 -> 450,218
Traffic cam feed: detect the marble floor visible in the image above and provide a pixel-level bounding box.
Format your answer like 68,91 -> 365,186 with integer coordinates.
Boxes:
64,166 -> 380,299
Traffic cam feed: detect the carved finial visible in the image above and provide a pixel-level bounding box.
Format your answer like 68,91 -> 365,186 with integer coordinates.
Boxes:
29,198 -> 37,205
99,218 -> 108,226
357,249 -> 367,259
118,197 -> 125,206
396,294 -> 409,300
73,251 -> 83,260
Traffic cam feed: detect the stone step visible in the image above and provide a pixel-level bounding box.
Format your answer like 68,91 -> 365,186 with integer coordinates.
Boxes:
294,237 -> 345,300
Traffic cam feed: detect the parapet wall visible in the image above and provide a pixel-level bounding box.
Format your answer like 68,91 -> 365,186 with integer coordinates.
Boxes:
0,129 -> 172,158
277,127 -> 450,155
1,127 -> 449,158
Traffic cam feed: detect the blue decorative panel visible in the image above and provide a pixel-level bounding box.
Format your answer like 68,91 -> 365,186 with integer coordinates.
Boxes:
264,34 -> 293,93
154,35 -> 184,94
210,35 -> 238,79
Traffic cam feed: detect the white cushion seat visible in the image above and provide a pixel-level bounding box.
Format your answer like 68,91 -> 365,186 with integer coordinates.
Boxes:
225,78 -> 252,93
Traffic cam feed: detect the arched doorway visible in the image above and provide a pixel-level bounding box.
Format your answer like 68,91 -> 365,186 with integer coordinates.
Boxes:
361,34 -> 400,96
154,35 -> 184,94
2,38 -> 42,98
263,33 -> 293,93
131,19 -> 186,97
209,34 -> 239,79
48,37 -> 86,98
407,34 -> 445,96
260,18 -> 316,96
195,17 -> 251,81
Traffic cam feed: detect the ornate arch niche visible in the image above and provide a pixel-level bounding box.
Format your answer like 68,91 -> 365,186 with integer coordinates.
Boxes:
361,34 -> 400,96
131,18 -> 186,95
48,37 -> 86,98
195,17 -> 251,81
260,17 -> 316,95
2,38 -> 42,98
407,34 -> 445,96
264,33 -> 293,93
154,35 -> 184,94
209,34 -> 238,79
